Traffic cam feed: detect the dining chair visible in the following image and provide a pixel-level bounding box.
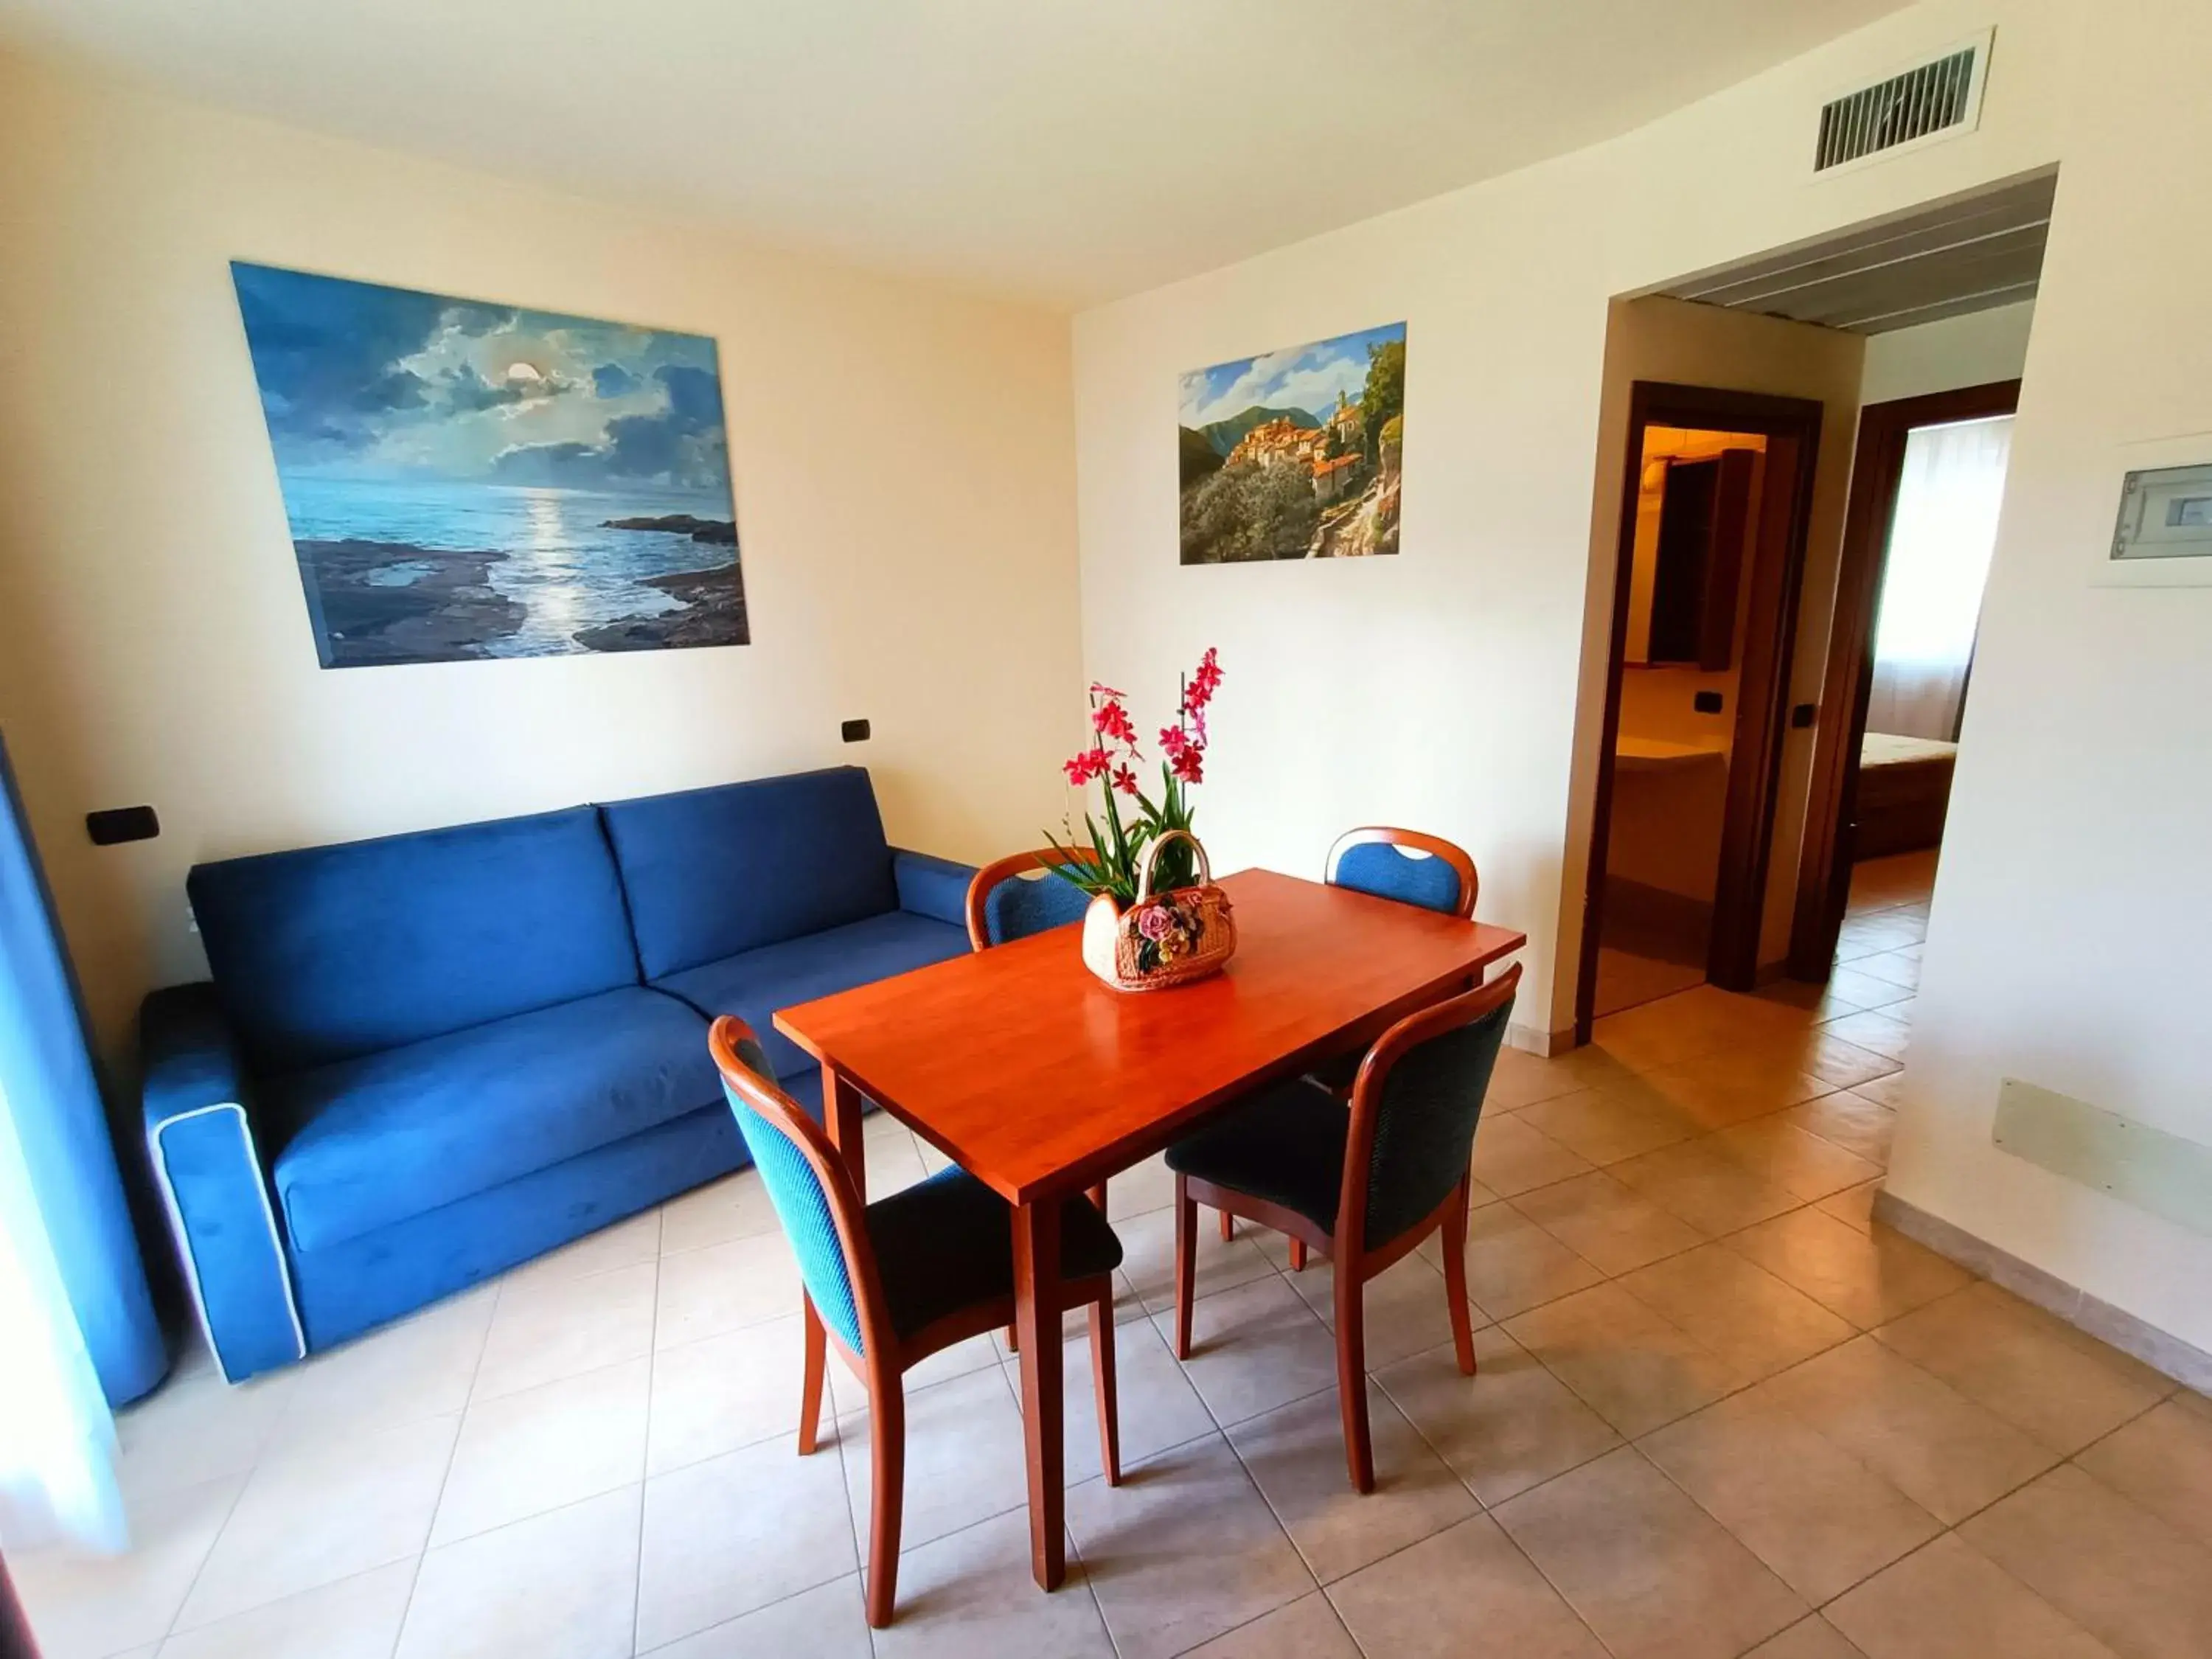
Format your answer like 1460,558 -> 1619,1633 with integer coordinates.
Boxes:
1244,825 -> 1483,1270
709,1016 -> 1125,1627
964,846 -> 1093,950
1164,964 -> 1520,1492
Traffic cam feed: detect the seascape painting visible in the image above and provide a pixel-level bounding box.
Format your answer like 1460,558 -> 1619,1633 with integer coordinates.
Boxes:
1178,322 -> 1405,564
231,262 -> 746,667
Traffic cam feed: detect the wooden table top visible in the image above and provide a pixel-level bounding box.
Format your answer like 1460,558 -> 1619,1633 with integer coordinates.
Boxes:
775,868 -> 1526,1203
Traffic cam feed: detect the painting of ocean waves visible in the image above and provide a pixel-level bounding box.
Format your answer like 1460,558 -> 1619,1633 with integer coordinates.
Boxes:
232,262 -> 748,667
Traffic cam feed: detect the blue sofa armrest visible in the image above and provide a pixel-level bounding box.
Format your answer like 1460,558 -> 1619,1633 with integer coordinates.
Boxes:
141,983 -> 306,1382
892,849 -> 975,931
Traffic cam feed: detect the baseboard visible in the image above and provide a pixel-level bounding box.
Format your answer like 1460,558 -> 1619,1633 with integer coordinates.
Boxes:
1874,1190 -> 2212,1394
1509,1021 -> 1575,1058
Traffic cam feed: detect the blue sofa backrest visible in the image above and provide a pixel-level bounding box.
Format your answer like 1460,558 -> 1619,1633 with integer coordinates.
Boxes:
601,767 -> 898,980
189,806 -> 642,1074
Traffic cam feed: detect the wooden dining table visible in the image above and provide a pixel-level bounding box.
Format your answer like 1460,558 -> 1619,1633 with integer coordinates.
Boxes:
775,866 -> 1526,1592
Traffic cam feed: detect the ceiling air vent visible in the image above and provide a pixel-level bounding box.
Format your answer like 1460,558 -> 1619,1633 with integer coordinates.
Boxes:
1815,29 -> 1992,173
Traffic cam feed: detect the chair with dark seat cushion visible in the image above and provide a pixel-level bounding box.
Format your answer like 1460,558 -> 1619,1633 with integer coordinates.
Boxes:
710,1016 -> 1123,1627
1165,964 -> 1520,1493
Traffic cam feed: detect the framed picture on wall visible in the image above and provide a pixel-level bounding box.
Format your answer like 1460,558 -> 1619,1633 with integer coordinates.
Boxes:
231,262 -> 748,666
1176,322 -> 1406,563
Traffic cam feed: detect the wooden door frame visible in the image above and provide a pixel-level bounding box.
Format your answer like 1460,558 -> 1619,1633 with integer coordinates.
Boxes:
1575,381 -> 1826,1044
1787,378 -> 2020,977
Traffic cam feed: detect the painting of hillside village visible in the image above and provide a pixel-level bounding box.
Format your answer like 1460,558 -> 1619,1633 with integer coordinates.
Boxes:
1178,322 -> 1405,564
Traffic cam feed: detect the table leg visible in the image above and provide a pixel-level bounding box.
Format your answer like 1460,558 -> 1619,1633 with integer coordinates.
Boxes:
1011,1197 -> 1065,1591
821,1063 -> 866,1203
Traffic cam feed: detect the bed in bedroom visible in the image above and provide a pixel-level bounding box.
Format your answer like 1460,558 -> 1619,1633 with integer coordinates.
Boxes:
1855,731 -> 1957,858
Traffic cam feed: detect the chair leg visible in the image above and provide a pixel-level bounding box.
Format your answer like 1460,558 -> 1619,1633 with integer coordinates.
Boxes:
1218,1208 -> 1233,1243
1005,1322 -> 1018,1353
1172,1175 -> 1197,1360
1288,1238 -> 1307,1273
864,1372 -> 906,1628
1334,1260 -> 1375,1494
1088,1294 -> 1121,1486
1441,1177 -> 1478,1377
798,1295 -> 827,1455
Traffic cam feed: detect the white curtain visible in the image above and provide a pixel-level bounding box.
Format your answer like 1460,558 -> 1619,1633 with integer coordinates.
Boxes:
1865,414 -> 2014,741
0,1075 -> 125,1554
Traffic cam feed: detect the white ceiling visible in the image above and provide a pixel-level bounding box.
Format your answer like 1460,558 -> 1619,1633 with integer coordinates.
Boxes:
0,0 -> 1907,309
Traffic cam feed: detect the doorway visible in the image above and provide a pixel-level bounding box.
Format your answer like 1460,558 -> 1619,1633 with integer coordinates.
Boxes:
1577,383 -> 1824,1038
1790,378 -> 2020,975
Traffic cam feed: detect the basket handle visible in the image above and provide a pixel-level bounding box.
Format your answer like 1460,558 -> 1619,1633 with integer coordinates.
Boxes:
1135,829 -> 1212,903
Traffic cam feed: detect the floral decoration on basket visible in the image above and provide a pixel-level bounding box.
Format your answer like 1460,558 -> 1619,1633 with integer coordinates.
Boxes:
1047,650 -> 1237,990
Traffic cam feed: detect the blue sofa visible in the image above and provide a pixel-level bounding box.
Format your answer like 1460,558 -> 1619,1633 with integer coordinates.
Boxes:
140,766 -> 974,1383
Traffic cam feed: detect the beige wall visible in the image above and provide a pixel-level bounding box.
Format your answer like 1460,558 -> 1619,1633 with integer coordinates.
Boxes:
1860,299 -> 2036,406
1079,0 -> 2211,1350
0,54 -> 1085,1052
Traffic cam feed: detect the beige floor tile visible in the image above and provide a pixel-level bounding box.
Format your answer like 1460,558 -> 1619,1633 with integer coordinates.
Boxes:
1618,1245 -> 1854,1382
264,1290 -> 492,1457
1284,1249 -> 1484,1371
175,1411 -> 458,1630
1180,1591 -> 1360,1658
1471,1116 -> 1596,1196
431,1356 -> 650,1544
112,1362 -> 297,1503
1825,1534 -> 2120,1659
473,1260 -> 657,1402
1784,1031 -> 1905,1093
652,1230 -> 802,1351
1873,1284 -> 2171,1454
1228,1382 -> 1478,1583
1846,1068 -> 1910,1108
868,1510 -> 1116,1658
1851,950 -> 1921,992
1512,1172 -> 1704,1276
504,1210 -> 661,1285
1494,1447 -> 1806,1659
1817,1182 -> 1881,1233
634,1429 -> 858,1650
1710,1118 -> 1883,1203
15,1473 -> 243,1659
398,1486 -> 639,1659
1520,1086 -> 1701,1166
2074,1399 -> 2212,1552
1751,1338 -> 2056,1523
1064,1433 -> 1316,1659
1641,1393 -> 1941,1603
1635,1048 -> 1836,1131
1961,1464 -> 2212,1659
1118,1203 -> 1277,1315
1164,1271 -> 1341,1429
1820,1011 -> 1912,1063
1486,1046 -> 1590,1113
839,1365 -> 1028,1557
157,1560 -> 416,1659
1374,1328 -> 1620,1506
639,1575 -> 871,1658
844,1329 -> 1006,1416
1456,1200 -> 1605,1321
1610,1138 -> 1804,1237
1328,1512 -> 1607,1658
1780,1092 -> 1897,1169
1506,1284 -> 1736,1438
1745,1618 -> 1869,1658
1725,1208 -> 1968,1331
648,1310 -> 815,1474
657,1170 -> 779,1256
1010,1308 -> 1216,1486
1823,967 -> 1915,1014
1107,1151 -> 1180,1217
1833,917 -> 1927,963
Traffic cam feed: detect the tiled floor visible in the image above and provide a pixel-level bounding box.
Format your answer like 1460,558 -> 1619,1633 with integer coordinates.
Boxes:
21,853 -> 2211,1658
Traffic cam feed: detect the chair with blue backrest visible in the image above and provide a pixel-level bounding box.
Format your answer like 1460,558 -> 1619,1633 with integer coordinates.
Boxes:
1165,964 -> 1520,1492
963,846 -> 1093,951
709,1017 -> 1124,1627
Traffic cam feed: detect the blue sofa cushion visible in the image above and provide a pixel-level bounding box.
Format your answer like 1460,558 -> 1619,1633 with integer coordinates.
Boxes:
189,807 -> 641,1072
601,768 -> 900,979
265,986 -> 717,1251
655,909 -> 967,1079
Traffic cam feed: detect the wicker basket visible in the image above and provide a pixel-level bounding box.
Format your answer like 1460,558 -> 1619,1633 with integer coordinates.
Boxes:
1079,830 -> 1237,992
